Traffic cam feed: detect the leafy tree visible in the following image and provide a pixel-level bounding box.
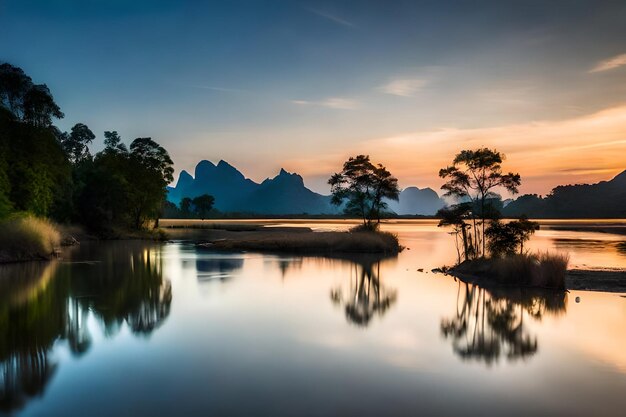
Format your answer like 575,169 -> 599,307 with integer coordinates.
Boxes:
22,84 -> 64,127
63,123 -> 95,163
179,197 -> 192,217
485,217 -> 539,257
0,63 -> 33,117
0,107 -> 70,216
103,131 -> 127,153
192,194 -> 215,220
437,203 -> 473,262
439,148 -> 521,257
127,138 -> 174,229
329,155 -> 400,228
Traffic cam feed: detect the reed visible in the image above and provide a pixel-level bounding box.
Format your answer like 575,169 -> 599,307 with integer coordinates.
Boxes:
0,215 -> 61,262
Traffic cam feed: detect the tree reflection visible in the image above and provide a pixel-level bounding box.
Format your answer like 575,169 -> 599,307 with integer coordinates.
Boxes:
441,281 -> 567,365
330,255 -> 397,327
0,243 -> 172,412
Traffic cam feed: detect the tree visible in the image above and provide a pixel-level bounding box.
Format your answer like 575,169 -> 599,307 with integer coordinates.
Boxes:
103,131 -> 127,153
485,217 -> 539,257
127,138 -> 174,229
179,197 -> 192,217
0,63 -> 33,117
63,123 -> 95,163
436,203 -> 473,262
192,194 -> 215,220
22,84 -> 64,127
439,148 -> 521,257
328,155 -> 400,228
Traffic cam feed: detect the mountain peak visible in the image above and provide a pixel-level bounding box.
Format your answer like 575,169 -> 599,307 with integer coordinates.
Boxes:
217,159 -> 234,169
194,160 -> 216,179
612,169 -> 626,184
176,170 -> 194,187
279,168 -> 289,176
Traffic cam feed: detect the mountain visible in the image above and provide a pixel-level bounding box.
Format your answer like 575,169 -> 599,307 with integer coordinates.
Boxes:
167,160 -> 335,214
386,186 -> 445,215
168,160 -> 448,216
503,170 -> 626,218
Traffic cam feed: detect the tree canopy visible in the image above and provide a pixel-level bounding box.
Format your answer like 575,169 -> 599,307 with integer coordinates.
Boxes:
439,148 -> 521,257
329,155 -> 400,228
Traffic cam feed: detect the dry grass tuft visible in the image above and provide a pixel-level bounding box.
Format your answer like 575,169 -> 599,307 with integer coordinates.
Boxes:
0,215 -> 61,262
493,252 -> 569,289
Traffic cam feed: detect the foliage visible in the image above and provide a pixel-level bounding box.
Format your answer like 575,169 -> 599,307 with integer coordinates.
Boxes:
62,123 -> 95,163
0,108 -> 71,217
436,203 -> 474,262
0,63 -> 63,126
439,148 -> 521,257
485,217 -> 539,258
191,194 -> 215,220
329,155 -> 400,227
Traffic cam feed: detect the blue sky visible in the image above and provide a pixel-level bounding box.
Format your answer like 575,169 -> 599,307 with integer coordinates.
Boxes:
2,0 -> 625,194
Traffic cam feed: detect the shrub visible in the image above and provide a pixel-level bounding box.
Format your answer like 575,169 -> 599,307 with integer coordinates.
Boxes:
0,214 -> 61,262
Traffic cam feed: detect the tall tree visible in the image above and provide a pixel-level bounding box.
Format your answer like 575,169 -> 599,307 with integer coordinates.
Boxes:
22,84 -> 64,127
439,148 -> 520,257
63,123 -> 95,162
329,155 -> 400,228
127,138 -> 174,229
0,63 -> 33,118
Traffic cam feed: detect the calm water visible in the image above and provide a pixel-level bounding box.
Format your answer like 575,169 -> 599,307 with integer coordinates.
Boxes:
1,220 -> 625,416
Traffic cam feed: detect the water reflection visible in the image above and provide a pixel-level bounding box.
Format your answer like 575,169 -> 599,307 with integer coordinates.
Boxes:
0,243 -> 171,412
330,255 -> 397,327
195,257 -> 244,282
441,281 -> 567,365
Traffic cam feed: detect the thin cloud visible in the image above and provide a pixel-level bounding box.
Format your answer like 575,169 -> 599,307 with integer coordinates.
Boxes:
305,7 -> 355,28
191,85 -> 246,93
589,53 -> 626,73
379,78 -> 427,97
292,97 -> 358,110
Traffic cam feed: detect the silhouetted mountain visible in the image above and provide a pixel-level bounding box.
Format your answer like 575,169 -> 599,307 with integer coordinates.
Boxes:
386,186 -> 445,215
168,160 -> 448,216
167,161 -> 335,214
503,170 -> 626,218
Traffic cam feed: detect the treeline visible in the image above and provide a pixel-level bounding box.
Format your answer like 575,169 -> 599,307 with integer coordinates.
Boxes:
0,63 -> 173,234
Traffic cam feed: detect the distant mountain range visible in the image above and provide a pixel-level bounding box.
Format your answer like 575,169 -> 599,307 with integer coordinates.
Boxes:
503,170 -> 626,218
167,160 -> 445,215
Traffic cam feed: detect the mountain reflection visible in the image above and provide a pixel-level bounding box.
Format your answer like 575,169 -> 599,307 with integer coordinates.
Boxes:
0,243 -> 171,412
330,255 -> 397,327
441,281 -> 567,365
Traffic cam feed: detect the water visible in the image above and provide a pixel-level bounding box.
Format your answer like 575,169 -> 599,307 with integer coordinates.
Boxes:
1,220 -> 625,416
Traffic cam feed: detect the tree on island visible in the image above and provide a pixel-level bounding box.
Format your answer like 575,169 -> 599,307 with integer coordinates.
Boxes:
328,155 -> 400,229
191,194 -> 215,220
439,148 -> 521,258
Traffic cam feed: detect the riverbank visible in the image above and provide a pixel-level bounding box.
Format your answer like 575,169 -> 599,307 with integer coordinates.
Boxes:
443,262 -> 626,293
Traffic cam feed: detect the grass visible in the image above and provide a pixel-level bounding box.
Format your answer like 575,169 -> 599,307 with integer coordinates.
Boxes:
0,214 -> 61,263
203,229 -> 402,254
452,251 -> 570,289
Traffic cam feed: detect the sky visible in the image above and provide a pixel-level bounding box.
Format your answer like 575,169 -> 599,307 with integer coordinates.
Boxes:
1,0 -> 625,196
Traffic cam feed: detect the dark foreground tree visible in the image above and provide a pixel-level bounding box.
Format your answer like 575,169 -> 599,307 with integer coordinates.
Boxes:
439,148 -> 521,257
328,155 -> 400,228
127,138 -> 174,229
192,194 -> 214,220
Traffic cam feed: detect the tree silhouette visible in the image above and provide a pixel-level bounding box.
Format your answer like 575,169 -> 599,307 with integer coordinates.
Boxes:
62,123 -> 95,163
439,148 -> 521,257
192,194 -> 214,220
329,155 -> 400,228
